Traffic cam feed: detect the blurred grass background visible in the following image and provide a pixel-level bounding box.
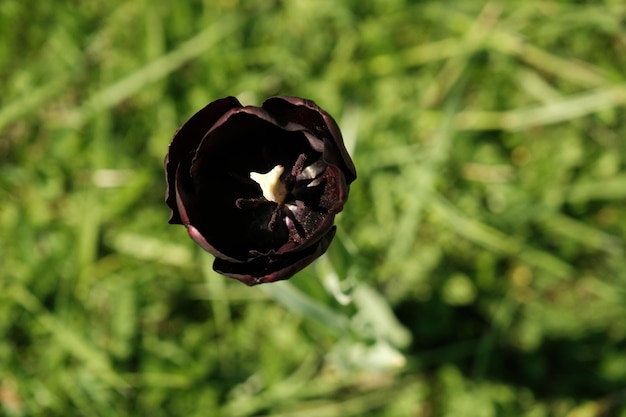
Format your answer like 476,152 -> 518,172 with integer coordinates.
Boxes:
1,0 -> 626,415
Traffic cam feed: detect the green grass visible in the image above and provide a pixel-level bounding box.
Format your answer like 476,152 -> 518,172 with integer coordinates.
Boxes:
2,0 -> 626,416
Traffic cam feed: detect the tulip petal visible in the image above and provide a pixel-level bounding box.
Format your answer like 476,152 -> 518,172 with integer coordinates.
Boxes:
261,96 -> 357,183
165,96 -> 243,224
213,227 -> 336,286
191,104 -> 314,171
174,162 -> 243,263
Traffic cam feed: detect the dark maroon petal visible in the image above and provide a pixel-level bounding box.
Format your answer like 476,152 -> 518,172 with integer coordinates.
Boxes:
191,104 -> 312,166
261,96 -> 357,184
320,164 -> 349,214
165,96 -> 243,224
174,162 -> 243,263
213,227 -> 337,286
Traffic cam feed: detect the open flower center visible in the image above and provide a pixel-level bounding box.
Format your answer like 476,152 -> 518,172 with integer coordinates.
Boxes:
235,153 -> 321,245
249,165 -> 287,204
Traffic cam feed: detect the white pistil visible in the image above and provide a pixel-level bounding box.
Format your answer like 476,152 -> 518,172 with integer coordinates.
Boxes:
250,165 -> 287,203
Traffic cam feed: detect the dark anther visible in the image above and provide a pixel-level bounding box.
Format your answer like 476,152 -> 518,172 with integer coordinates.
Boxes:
235,197 -> 267,210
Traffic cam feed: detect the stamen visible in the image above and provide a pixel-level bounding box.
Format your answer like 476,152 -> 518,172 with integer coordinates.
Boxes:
267,206 -> 283,231
235,198 -> 267,209
291,153 -> 308,177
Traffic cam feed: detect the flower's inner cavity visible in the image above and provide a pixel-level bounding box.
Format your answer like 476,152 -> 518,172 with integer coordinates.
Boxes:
191,113 -> 331,259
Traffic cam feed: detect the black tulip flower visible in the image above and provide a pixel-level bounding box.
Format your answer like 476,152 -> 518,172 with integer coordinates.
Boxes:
165,96 -> 356,285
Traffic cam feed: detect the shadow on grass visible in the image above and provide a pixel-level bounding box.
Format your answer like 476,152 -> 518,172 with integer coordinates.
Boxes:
396,298 -> 625,401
